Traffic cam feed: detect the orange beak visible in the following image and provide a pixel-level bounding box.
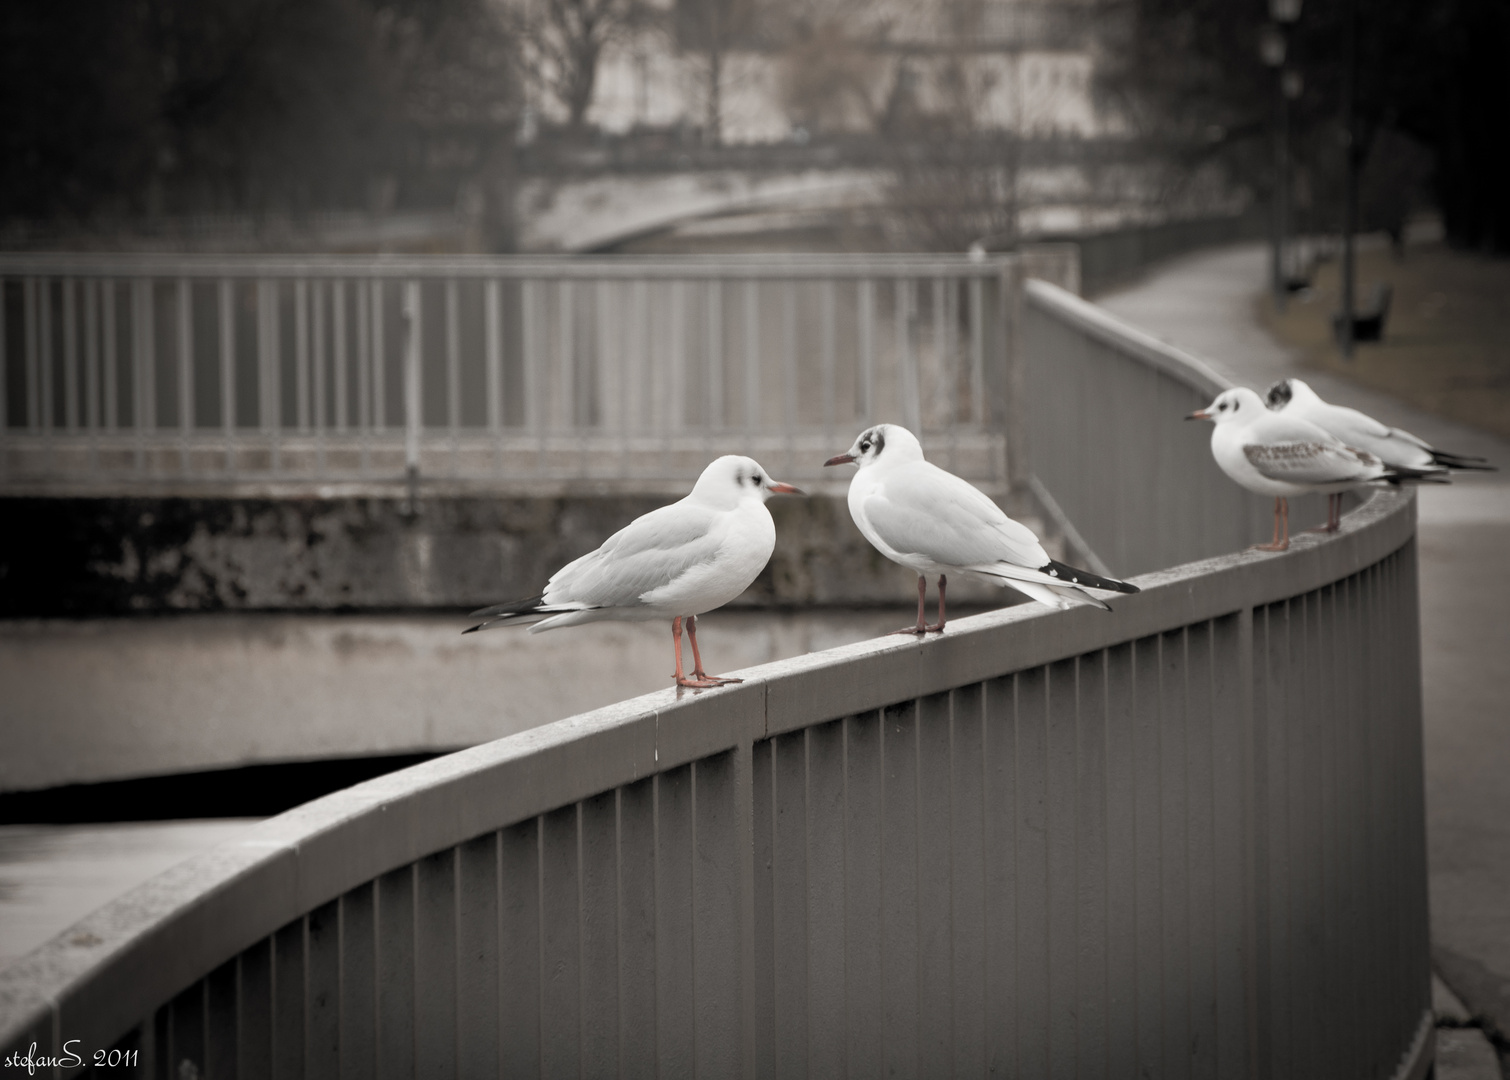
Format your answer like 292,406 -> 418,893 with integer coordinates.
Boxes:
766,481 -> 804,495
1186,409 -> 1213,421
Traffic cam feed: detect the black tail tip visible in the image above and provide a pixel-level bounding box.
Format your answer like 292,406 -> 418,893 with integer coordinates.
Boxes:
1386,467 -> 1452,485
1433,454 -> 1496,472
467,594 -> 546,620
1043,559 -> 1140,595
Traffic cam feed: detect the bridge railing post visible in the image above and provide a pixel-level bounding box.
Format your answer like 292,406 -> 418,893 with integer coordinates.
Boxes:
403,279 -> 422,512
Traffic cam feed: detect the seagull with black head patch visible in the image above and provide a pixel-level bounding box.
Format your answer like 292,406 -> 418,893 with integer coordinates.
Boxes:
824,424 -> 1139,634
1266,377 -> 1493,476
1189,386 -> 1442,549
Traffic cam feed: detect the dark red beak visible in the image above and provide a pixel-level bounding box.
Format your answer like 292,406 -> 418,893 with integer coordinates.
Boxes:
824,453 -> 856,467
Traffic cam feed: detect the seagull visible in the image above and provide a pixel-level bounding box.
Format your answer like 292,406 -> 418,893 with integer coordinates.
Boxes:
1266,378 -> 1494,476
1188,386 -> 1440,550
464,455 -> 802,688
823,424 -> 1139,633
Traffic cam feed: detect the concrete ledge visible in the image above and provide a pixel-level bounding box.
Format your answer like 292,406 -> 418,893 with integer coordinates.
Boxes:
0,491 -> 1052,616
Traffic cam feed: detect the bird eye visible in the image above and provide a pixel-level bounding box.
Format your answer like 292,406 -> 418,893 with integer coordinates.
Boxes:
860,441 -> 871,452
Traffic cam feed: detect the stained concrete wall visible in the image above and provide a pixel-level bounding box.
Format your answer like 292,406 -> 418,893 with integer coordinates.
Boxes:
1,490 -> 1050,615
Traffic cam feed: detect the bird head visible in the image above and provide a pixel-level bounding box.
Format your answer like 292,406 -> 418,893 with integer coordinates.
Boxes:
1264,378 -> 1295,410
1265,378 -> 1324,411
692,455 -> 802,508
824,424 -> 924,470
1187,387 -> 1264,425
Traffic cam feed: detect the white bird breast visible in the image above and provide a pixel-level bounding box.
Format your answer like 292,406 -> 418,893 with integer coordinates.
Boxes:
636,501 -> 776,615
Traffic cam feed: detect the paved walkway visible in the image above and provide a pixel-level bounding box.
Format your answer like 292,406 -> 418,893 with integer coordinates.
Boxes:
1101,242 -> 1510,1073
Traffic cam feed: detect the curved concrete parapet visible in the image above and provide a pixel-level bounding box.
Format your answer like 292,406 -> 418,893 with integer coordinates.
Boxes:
0,486 -> 1431,1079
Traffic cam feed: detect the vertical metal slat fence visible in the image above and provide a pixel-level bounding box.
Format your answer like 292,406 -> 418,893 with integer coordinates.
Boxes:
0,254 -> 1027,489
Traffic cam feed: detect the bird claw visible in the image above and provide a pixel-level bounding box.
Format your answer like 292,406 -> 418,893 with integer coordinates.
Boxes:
890,622 -> 945,636
1250,541 -> 1290,552
675,673 -> 743,689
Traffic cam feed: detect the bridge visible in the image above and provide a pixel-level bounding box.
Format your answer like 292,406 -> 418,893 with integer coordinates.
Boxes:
513,137 -> 1218,253
0,255 -> 1431,1078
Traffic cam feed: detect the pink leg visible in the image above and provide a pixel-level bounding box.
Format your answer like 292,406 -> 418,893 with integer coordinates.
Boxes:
924,574 -> 948,633
890,575 -> 930,636
672,616 -> 689,683
686,614 -> 742,686
1306,493 -> 1342,535
1254,496 -> 1291,551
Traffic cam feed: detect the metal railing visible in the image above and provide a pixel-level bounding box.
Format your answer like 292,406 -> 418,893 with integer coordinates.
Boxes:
0,253 -> 1028,491
1019,278 -> 1334,574
0,283 -> 1432,1079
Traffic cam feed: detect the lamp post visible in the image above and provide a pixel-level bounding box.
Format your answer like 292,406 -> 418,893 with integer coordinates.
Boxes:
1261,0 -> 1303,309
1339,0 -> 1358,358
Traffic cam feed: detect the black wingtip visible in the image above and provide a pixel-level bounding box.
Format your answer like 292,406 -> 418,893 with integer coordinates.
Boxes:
1430,450 -> 1496,472
468,594 -> 546,620
1384,464 -> 1452,486
1041,559 -> 1140,595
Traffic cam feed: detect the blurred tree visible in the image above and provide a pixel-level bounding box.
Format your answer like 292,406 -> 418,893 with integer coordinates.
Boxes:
0,0 -> 519,224
880,61 -> 1023,251
512,0 -> 643,133
1,0 -> 161,219
1100,0 -> 1510,253
777,20 -> 892,135
1402,0 -> 1510,252
675,0 -> 757,144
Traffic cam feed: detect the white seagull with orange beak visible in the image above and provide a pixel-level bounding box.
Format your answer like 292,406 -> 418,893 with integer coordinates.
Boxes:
824,424 -> 1139,633
1188,386 -> 1439,550
465,455 -> 802,688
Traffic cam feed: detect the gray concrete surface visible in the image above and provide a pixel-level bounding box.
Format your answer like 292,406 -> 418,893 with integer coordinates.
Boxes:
1439,1029 -> 1506,1080
1436,974 -> 1503,1080
0,607 -> 936,792
0,820 -> 261,969
1101,242 -> 1510,1072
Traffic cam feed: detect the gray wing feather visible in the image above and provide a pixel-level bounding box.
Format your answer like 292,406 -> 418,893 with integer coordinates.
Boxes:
545,500 -> 722,608
1243,442 -> 1382,485
864,463 -> 1049,569
1321,403 -> 1394,444
1322,405 -> 1433,461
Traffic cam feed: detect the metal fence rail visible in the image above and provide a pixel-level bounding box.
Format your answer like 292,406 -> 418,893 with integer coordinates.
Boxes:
0,253 -> 1031,489
0,283 -> 1431,1080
